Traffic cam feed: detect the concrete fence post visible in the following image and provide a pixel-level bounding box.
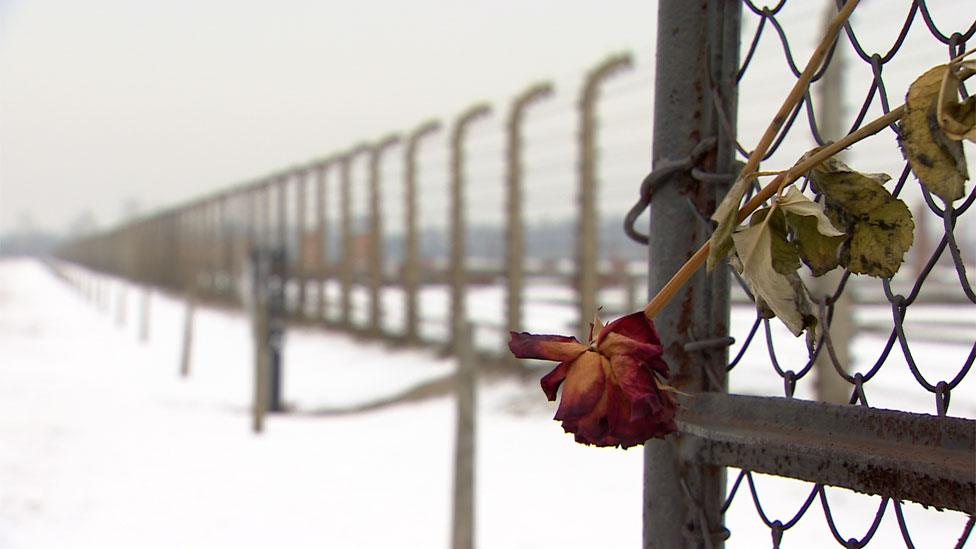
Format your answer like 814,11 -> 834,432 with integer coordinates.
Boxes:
577,53 -> 633,340
179,206 -> 198,378
340,144 -> 371,329
449,104 -> 492,351
505,82 -> 554,350
276,173 -> 289,313
368,134 -> 401,337
220,193 -> 233,300
295,168 -> 308,315
315,161 -> 329,321
404,120 -> 441,343
451,320 -> 478,549
139,286 -> 150,343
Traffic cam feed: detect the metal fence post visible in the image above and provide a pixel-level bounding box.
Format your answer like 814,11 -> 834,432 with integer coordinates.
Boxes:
368,134 -> 401,337
449,104 -> 492,350
577,54 -> 632,340
404,120 -> 440,343
506,82 -> 553,349
644,2 -> 740,548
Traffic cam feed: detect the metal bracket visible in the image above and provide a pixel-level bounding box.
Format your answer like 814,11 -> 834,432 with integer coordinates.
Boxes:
677,392 -> 976,514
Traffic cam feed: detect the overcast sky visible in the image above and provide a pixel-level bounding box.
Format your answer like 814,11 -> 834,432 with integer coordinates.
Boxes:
0,0 -> 662,235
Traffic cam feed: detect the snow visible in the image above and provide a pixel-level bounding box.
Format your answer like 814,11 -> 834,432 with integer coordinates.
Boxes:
0,258 -> 971,548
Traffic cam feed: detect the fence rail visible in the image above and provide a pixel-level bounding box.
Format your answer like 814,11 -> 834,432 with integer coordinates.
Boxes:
54,1 -> 974,547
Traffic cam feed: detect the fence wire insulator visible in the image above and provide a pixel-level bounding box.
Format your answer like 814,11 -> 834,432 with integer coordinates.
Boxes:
623,137 -> 716,245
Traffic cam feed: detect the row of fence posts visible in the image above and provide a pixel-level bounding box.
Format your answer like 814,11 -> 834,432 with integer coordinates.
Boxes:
55,53 -> 640,350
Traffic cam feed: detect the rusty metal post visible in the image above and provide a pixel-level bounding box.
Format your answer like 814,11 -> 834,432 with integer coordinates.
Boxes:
340,145 -> 371,328
368,135 -> 401,336
577,54 -> 632,340
403,120 -> 440,343
506,82 -> 553,347
644,3 -> 740,548
314,162 -> 329,321
449,104 -> 492,350
295,168 -> 308,315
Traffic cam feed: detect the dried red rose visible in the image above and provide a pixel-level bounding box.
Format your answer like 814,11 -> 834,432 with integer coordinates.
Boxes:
508,311 -> 677,448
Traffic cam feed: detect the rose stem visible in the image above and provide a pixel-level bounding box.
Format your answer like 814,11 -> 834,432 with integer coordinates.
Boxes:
639,0 -> 859,321
725,0 -> 860,193
643,106 -> 904,320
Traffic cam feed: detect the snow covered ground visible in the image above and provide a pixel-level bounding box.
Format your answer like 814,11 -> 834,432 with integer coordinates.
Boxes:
0,258 -> 971,548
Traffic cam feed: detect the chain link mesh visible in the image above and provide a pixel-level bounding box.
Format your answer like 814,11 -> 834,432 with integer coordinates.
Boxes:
708,1 -> 975,546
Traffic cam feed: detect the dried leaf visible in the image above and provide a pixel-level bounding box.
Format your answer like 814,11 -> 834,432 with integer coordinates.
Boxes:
844,199 -> 914,278
777,187 -> 846,276
938,60 -> 976,142
749,207 -> 800,275
708,175 -> 751,271
787,213 -> 844,276
732,213 -> 814,336
810,159 -> 914,278
899,64 -> 969,205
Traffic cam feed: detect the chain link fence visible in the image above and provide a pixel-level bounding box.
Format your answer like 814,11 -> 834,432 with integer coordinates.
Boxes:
639,1 -> 974,547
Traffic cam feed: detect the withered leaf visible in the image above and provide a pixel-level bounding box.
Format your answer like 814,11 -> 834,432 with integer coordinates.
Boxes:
732,210 -> 814,337
899,64 -> 969,205
749,207 -> 800,275
938,59 -> 976,142
778,187 -> 846,276
843,199 -> 914,277
787,214 -> 844,276
809,159 -> 914,278
708,174 -> 751,272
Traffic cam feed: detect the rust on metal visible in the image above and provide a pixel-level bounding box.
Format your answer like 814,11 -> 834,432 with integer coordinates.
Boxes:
677,392 -> 975,514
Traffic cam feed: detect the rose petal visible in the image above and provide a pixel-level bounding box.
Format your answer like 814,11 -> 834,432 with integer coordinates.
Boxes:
572,390 -> 611,445
597,311 -> 662,347
540,360 -> 571,401
598,332 -> 667,376
553,352 -> 605,421
609,356 -> 659,414
508,332 -> 587,362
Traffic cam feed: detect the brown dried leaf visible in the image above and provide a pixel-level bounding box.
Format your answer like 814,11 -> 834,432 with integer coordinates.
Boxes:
732,211 -> 814,337
708,175 -> 751,272
809,159 -> 914,278
938,60 -> 976,142
778,188 -> 846,276
899,65 -> 969,205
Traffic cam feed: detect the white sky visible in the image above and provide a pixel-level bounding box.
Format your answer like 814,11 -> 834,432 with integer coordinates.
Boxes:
0,0 -> 660,234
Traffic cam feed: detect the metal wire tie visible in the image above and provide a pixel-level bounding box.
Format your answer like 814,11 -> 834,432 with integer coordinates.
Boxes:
623,137 -> 717,244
